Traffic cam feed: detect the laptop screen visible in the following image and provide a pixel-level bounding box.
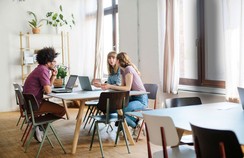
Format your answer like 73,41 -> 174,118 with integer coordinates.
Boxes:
78,76 -> 92,91
65,75 -> 78,89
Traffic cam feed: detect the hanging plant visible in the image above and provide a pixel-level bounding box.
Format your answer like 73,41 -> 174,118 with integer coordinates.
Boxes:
46,5 -> 75,29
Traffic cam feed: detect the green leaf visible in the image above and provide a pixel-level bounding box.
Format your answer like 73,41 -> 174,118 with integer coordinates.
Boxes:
52,13 -> 58,20
59,5 -> 63,12
27,11 -> 37,22
59,14 -> 64,20
46,12 -> 53,17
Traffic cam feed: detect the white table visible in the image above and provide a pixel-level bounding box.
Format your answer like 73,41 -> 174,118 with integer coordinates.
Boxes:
139,102 -> 244,145
47,89 -> 148,154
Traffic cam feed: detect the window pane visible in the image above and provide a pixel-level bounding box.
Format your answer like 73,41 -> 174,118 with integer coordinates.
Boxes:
103,14 -> 113,76
204,0 -> 225,81
103,0 -> 112,9
179,0 -> 198,79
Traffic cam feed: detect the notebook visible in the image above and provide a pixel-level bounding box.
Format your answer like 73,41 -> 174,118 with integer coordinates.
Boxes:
78,76 -> 102,91
237,87 -> 244,109
52,75 -> 78,93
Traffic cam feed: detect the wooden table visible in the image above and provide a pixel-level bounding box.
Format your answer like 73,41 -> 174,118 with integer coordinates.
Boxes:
136,102 -> 244,145
48,89 -> 148,154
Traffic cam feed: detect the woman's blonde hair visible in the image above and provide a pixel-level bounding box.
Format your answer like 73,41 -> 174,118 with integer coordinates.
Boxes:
117,52 -> 140,75
107,51 -> 119,75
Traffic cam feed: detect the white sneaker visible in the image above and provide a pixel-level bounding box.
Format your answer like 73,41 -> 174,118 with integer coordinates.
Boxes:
35,126 -> 44,143
118,130 -> 124,138
136,119 -> 143,129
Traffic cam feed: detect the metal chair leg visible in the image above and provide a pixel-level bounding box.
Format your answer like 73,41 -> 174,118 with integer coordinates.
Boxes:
25,127 -> 35,152
96,122 -> 104,158
20,117 -> 26,130
136,120 -> 145,142
21,123 -> 30,141
89,121 -> 97,150
50,124 -> 66,154
16,116 -> 21,126
22,124 -> 32,147
83,105 -> 91,122
36,124 -> 50,158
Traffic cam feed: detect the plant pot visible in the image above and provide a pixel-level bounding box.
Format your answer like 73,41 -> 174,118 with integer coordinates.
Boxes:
53,78 -> 64,88
32,28 -> 40,34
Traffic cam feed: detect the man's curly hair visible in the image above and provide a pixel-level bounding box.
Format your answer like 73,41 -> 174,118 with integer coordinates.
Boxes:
36,47 -> 59,65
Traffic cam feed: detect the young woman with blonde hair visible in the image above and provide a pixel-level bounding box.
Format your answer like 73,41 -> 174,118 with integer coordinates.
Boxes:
101,52 -> 148,129
93,51 -> 121,87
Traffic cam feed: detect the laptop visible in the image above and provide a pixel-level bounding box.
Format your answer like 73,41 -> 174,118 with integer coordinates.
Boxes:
237,87 -> 244,109
52,75 -> 78,93
78,76 -> 102,91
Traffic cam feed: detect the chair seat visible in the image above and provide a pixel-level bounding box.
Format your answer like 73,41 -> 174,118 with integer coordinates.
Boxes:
153,145 -> 195,158
33,113 -> 63,125
92,113 -> 120,123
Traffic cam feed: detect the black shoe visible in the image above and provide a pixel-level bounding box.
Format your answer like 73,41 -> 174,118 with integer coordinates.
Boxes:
115,121 -> 119,127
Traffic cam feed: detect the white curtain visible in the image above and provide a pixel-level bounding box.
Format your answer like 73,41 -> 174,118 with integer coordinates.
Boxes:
93,0 -> 104,79
158,0 -> 179,95
79,0 -> 104,79
158,0 -> 179,108
222,0 -> 244,101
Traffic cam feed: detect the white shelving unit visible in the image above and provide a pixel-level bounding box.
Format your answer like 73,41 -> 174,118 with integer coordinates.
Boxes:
19,31 -> 70,84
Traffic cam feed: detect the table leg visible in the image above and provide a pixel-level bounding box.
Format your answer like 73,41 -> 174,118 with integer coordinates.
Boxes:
122,120 -> 135,145
118,110 -> 135,145
62,99 -> 69,120
71,100 -> 85,154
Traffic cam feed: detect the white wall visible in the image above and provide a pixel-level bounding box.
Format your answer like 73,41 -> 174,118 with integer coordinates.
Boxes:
0,0 -> 82,112
1,0 -> 161,112
119,0 -> 160,84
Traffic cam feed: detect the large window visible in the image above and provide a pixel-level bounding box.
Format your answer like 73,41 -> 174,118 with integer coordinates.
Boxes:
179,0 -> 225,88
102,0 -> 118,76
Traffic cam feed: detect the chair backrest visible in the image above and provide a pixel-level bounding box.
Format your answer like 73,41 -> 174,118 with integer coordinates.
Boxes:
142,113 -> 179,147
23,93 -> 40,117
13,83 -> 23,92
190,123 -> 243,158
97,91 -> 129,115
13,83 -> 23,105
165,97 -> 202,108
144,83 -> 158,109
15,89 -> 28,119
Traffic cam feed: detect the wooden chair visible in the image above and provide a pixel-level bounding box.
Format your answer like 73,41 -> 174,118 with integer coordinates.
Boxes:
15,89 -> 32,147
143,113 -> 195,158
135,83 -> 158,142
165,97 -> 202,145
23,93 -> 66,158
190,123 -> 243,158
165,97 -> 202,108
89,91 -> 130,158
13,83 -> 25,129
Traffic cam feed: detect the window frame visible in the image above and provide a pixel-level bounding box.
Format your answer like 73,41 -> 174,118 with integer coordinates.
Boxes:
179,0 -> 225,88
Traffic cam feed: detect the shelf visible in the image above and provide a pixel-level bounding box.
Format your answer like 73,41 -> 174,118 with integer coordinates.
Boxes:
20,32 -> 68,37
19,31 -> 70,84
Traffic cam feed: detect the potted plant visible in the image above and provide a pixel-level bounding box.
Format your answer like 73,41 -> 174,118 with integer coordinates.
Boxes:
27,11 -> 46,34
46,5 -> 75,33
53,65 -> 68,87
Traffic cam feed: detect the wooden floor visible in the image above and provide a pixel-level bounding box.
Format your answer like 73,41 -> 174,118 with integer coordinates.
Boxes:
0,91 -> 226,158
0,108 -> 161,158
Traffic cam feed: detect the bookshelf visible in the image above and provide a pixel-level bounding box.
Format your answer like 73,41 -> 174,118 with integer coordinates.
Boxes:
19,31 -> 70,84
